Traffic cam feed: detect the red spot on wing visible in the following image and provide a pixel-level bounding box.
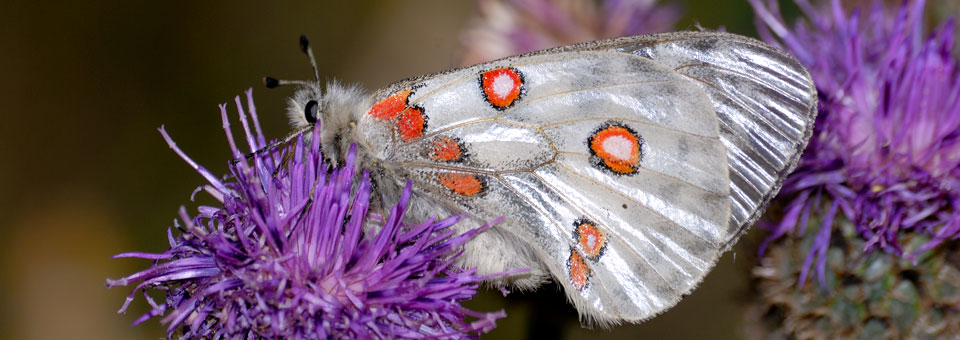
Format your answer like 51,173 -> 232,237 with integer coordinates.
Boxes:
430,136 -> 464,162
437,172 -> 483,196
575,220 -> 607,261
397,106 -> 426,142
568,250 -> 590,290
368,89 -> 412,120
589,125 -> 641,175
481,67 -> 523,109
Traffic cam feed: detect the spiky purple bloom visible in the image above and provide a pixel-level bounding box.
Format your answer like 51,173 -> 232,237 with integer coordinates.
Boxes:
459,0 -> 681,65
751,0 -> 960,286
106,90 -> 506,339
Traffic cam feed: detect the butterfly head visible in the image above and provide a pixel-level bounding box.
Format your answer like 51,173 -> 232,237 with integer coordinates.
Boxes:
282,81 -> 323,131
283,80 -> 369,166
263,35 -> 371,168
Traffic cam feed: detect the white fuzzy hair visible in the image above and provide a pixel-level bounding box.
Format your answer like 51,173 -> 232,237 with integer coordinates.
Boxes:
284,80 -> 370,168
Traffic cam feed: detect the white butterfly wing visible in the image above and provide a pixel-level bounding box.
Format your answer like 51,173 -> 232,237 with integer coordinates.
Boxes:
581,32 -> 819,244
357,32 -> 815,324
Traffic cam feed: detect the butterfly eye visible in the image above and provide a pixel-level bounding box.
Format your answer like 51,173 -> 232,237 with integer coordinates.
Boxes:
304,100 -> 319,124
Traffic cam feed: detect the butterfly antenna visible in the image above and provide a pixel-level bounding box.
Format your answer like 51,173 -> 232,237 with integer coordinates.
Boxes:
262,35 -> 321,89
263,77 -> 311,88
299,35 -> 321,85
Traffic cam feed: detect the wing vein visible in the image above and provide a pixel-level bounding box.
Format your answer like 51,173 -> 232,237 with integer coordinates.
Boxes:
529,171 -> 675,290
490,79 -> 671,119
676,62 -> 810,107
492,174 -> 626,318
407,53 -> 610,105
539,117 -> 716,139
553,162 -> 714,244
555,151 -> 726,196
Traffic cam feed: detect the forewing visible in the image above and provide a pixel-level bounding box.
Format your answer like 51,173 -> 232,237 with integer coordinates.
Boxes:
361,51 -> 732,323
572,31 -> 818,246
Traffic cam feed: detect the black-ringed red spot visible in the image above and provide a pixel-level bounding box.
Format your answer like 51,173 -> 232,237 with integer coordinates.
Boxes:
587,122 -> 643,175
367,89 -> 412,120
480,67 -> 524,110
437,172 -> 484,197
568,249 -> 590,291
429,136 -> 465,162
397,105 -> 427,142
573,218 -> 607,261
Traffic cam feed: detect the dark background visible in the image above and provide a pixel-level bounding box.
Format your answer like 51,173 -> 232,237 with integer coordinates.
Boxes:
0,1 -> 782,339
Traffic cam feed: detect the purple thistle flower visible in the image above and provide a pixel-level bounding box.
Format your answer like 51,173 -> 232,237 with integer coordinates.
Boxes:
459,0 -> 681,65
106,89 -> 506,339
751,0 -> 960,286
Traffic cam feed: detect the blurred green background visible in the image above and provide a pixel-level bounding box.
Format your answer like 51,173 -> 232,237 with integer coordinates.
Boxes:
0,1 -> 778,339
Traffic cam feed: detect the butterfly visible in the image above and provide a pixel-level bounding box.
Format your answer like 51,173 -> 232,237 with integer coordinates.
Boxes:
267,32 -> 816,326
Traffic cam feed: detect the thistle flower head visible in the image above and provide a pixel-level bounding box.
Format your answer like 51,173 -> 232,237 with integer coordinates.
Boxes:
106,90 -> 505,339
751,0 -> 960,285
460,0 -> 681,65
